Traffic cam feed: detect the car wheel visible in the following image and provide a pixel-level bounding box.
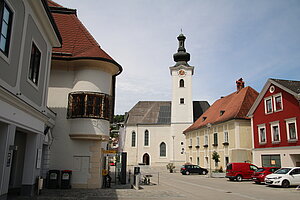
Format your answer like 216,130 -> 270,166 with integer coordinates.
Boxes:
202,170 -> 207,175
281,180 -> 290,188
236,175 -> 243,182
185,171 -> 190,175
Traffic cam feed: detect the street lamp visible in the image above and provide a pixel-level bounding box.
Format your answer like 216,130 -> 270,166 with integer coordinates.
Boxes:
172,136 -> 175,163
206,123 -> 212,178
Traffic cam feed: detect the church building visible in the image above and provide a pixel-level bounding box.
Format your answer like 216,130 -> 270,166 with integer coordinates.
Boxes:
123,34 -> 209,167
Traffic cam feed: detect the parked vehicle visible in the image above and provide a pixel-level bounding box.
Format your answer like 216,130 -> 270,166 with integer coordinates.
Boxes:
265,167 -> 300,188
251,167 -> 280,184
226,163 -> 258,181
180,164 -> 208,175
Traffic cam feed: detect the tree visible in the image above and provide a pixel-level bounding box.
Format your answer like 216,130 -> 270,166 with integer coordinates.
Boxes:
212,151 -> 220,167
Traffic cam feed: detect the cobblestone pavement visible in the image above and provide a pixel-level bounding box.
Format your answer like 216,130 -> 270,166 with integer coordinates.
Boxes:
7,166 -> 180,200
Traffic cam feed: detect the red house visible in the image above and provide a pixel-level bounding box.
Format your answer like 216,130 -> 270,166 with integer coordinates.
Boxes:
248,79 -> 300,167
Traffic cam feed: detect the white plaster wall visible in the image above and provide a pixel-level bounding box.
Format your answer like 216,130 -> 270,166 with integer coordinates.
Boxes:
171,68 -> 193,124
170,123 -> 192,164
73,69 -> 111,94
124,125 -> 171,166
70,119 -> 109,135
0,99 -> 44,134
253,148 -> 300,167
48,65 -> 112,186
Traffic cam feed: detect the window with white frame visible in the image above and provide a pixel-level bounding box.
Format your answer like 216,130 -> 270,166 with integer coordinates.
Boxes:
257,124 -> 266,144
264,97 -> 273,114
0,1 -> 13,56
28,42 -> 41,85
196,137 -> 200,146
285,118 -> 298,141
204,134 -> 208,145
144,130 -> 149,146
224,131 -> 229,143
131,131 -> 136,147
273,93 -> 283,112
270,122 -> 280,143
189,138 -> 192,147
213,133 -> 218,146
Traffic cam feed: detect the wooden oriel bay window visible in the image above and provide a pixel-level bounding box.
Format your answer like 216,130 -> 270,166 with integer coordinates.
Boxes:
67,92 -> 113,121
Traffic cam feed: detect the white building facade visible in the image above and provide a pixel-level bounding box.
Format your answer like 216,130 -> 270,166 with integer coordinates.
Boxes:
0,0 -> 61,198
123,34 -> 209,167
47,2 -> 122,189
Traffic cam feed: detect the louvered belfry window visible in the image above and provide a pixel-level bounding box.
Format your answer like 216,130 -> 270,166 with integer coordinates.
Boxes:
67,92 -> 113,121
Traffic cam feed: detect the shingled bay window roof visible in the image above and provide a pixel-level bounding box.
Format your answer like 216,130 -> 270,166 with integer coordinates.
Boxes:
47,0 -> 122,73
184,86 -> 259,134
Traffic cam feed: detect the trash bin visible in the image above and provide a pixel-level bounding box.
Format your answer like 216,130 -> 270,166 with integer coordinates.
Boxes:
47,170 -> 60,189
60,170 -> 72,189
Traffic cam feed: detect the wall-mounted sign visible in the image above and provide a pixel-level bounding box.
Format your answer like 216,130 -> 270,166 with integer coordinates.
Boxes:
271,160 -> 276,165
103,150 -> 117,156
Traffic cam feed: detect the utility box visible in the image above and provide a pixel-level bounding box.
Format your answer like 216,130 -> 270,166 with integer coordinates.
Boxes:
60,170 -> 72,189
47,170 -> 60,189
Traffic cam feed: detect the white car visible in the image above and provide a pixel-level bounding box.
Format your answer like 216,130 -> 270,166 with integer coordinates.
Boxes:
265,167 -> 300,188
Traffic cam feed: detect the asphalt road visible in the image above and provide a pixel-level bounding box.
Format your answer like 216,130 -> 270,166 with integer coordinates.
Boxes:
153,171 -> 300,200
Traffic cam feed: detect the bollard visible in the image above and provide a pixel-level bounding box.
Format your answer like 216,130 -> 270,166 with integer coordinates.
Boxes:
134,173 -> 140,190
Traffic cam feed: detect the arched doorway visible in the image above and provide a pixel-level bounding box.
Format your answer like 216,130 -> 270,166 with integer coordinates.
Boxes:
142,153 -> 150,165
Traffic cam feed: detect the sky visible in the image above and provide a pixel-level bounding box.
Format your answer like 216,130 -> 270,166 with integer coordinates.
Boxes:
53,0 -> 300,115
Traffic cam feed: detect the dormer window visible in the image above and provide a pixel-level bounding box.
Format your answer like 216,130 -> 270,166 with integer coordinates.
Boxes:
202,117 -> 207,122
220,110 -> 225,116
179,79 -> 184,87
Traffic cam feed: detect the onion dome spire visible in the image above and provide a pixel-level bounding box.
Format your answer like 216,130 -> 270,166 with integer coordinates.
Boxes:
173,33 -> 190,66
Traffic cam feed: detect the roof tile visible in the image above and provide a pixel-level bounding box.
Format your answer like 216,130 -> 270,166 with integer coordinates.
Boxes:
48,1 -> 115,61
184,86 -> 258,133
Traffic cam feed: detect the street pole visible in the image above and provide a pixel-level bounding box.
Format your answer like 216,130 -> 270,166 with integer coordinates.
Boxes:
172,135 -> 175,163
207,123 -> 212,178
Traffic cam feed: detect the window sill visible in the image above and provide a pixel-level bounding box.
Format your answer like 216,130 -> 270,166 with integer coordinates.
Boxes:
195,145 -> 200,148
203,144 -> 208,148
259,142 -> 267,145
272,141 -> 280,144
188,145 -> 192,148
222,142 -> 229,146
288,139 -> 298,143
212,144 -> 218,147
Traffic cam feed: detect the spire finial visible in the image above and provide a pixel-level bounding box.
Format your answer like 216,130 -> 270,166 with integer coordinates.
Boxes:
173,33 -> 190,65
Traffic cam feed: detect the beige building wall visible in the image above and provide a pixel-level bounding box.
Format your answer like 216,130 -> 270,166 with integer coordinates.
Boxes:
185,119 -> 253,172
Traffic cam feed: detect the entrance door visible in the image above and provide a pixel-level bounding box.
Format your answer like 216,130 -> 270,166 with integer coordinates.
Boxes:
142,153 -> 150,165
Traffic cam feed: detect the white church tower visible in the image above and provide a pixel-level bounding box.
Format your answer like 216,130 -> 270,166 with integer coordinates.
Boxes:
170,33 -> 194,165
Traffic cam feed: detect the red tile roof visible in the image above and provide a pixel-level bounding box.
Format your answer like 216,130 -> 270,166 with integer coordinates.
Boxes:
47,1 -> 121,72
184,86 -> 259,133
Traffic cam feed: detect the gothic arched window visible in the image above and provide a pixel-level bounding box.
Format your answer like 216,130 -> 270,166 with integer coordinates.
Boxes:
144,130 -> 149,146
179,79 -> 184,87
131,131 -> 136,147
160,142 -> 166,157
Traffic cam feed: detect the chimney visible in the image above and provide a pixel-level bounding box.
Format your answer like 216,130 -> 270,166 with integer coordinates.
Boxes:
236,78 -> 245,91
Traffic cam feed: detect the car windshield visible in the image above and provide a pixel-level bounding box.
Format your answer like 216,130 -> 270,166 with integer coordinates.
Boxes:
256,168 -> 265,172
274,168 -> 291,174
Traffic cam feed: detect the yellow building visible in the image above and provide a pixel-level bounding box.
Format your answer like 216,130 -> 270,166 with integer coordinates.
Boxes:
183,79 -> 258,172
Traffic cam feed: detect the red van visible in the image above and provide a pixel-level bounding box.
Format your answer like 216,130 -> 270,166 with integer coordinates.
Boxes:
226,163 -> 258,181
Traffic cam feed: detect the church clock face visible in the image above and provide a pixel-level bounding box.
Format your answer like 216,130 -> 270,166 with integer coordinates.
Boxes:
178,69 -> 186,77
